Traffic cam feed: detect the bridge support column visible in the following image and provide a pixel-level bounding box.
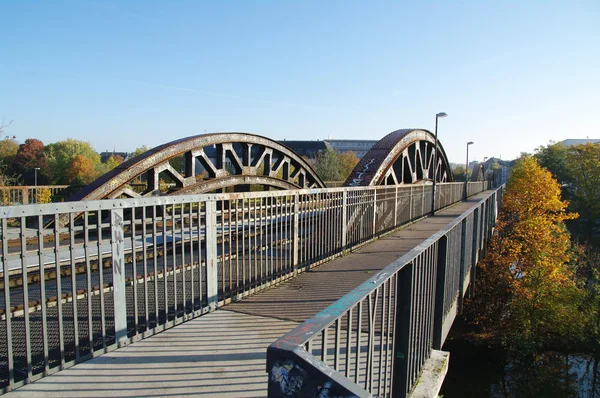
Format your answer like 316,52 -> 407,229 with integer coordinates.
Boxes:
205,200 -> 218,310
110,208 -> 128,346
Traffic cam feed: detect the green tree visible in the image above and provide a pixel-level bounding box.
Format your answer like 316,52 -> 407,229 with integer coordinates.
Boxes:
565,143 -> 600,234
467,156 -> 586,352
0,135 -> 19,173
132,145 -> 149,158
0,119 -> 21,185
44,139 -> 101,184
534,141 -> 570,183
314,149 -> 344,181
314,149 -> 358,182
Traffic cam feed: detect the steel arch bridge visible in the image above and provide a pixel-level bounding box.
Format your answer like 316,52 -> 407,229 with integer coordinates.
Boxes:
69,129 -> 454,201
69,133 -> 327,201
343,129 -> 453,187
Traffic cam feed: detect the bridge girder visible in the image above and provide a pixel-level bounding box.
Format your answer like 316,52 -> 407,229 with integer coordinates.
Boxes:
343,129 -> 454,187
68,133 -> 326,201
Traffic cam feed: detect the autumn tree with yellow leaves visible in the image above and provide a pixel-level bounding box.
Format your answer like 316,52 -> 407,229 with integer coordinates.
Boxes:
466,155 -> 588,352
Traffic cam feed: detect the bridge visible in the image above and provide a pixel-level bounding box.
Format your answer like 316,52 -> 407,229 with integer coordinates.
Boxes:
0,129 -> 502,397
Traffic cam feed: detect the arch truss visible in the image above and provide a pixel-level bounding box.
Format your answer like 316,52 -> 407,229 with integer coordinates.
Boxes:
470,163 -> 486,182
70,133 -> 326,201
343,129 -> 454,187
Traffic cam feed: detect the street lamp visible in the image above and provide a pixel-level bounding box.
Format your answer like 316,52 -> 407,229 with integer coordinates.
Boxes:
465,142 -> 474,199
483,157 -> 488,186
431,112 -> 448,214
34,167 -> 40,203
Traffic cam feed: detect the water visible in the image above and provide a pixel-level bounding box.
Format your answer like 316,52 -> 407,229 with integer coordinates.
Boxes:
440,319 -> 600,397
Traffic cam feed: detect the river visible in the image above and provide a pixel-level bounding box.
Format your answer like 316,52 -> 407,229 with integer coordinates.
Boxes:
439,318 -> 600,397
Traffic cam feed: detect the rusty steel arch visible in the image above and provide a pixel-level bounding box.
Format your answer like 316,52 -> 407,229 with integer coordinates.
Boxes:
343,129 -> 454,187
69,133 -> 326,201
470,163 -> 486,181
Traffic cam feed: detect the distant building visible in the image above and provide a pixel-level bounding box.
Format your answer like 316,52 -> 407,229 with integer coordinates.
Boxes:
325,139 -> 378,158
278,141 -> 332,158
278,139 -> 378,159
559,138 -> 600,147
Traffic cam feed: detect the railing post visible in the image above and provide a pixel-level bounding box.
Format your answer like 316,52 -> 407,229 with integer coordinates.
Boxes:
22,187 -> 29,205
394,186 -> 398,227
409,186 -> 413,221
469,209 -> 480,299
372,188 -> 377,236
110,208 -> 128,345
293,193 -> 299,275
205,199 -> 219,310
341,191 -> 347,249
458,218 -> 468,313
392,263 -> 414,398
433,236 -> 448,350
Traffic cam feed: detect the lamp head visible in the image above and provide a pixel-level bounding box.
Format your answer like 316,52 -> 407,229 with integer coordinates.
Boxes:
436,112 -> 448,118
467,141 -> 474,146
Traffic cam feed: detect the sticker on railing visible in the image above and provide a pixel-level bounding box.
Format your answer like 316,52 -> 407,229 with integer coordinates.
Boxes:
270,359 -> 358,398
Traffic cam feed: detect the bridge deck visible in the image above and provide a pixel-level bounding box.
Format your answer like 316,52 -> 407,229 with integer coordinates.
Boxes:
5,193 -> 490,397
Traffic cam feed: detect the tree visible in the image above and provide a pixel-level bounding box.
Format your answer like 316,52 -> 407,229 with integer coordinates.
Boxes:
466,156 -> 586,352
0,135 -> 19,167
132,145 -> 149,158
98,154 -> 125,175
0,119 -> 20,185
314,149 -> 343,181
534,141 -> 570,183
44,139 -> 101,184
452,165 -> 467,182
66,155 -> 97,185
338,150 -> 360,180
314,149 -> 359,182
565,143 -> 600,234
14,139 -> 49,185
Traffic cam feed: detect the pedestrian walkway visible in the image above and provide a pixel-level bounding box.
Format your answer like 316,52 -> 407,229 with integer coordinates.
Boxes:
5,193 -> 491,397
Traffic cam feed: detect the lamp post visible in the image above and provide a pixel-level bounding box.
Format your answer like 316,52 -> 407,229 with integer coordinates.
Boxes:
431,112 -> 447,215
34,167 -> 40,203
483,157 -> 488,188
465,142 -> 474,199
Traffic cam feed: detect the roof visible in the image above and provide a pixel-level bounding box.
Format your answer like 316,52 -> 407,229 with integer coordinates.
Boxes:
559,139 -> 600,147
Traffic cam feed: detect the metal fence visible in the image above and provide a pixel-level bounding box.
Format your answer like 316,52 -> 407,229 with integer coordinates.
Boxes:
0,181 -> 487,394
0,186 -> 70,206
267,185 -> 502,398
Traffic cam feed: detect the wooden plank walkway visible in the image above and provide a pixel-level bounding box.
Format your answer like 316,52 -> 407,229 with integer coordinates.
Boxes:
5,193 -> 490,397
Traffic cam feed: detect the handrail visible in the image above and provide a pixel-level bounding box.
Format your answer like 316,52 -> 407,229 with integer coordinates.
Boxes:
0,181 -> 491,394
267,186 -> 503,397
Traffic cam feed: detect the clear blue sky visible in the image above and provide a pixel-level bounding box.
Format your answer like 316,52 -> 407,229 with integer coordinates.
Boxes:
1,1 -> 598,163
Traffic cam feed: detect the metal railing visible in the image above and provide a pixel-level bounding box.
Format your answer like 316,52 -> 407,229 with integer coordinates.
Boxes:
0,186 -> 70,206
267,186 -> 502,398
0,182 -> 487,393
